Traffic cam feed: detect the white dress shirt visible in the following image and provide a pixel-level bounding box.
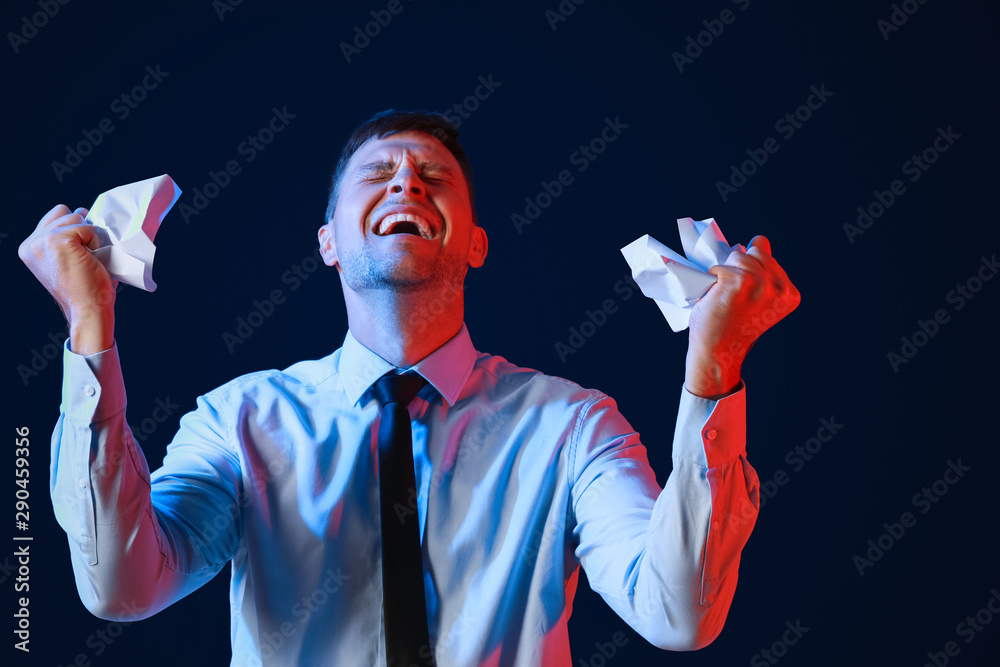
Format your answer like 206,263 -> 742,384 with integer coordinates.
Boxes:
51,324 -> 759,666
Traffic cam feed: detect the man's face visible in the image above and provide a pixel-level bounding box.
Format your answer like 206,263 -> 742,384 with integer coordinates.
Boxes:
319,131 -> 487,294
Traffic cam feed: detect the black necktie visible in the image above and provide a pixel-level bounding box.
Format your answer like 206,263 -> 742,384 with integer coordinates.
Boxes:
373,372 -> 435,667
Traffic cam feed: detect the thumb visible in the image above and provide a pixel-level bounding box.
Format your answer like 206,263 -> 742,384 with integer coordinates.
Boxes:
705,243 -> 745,277
67,220 -> 104,252
705,263 -> 742,284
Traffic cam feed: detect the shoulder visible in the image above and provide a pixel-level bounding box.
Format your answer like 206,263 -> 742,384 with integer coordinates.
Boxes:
469,350 -> 639,464
469,350 -> 616,413
202,349 -> 344,406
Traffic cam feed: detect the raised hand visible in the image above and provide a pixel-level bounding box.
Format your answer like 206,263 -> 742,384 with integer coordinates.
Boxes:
684,235 -> 800,398
19,205 -> 117,355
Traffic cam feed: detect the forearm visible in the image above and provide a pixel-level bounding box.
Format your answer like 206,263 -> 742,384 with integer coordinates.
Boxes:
572,387 -> 758,650
638,385 -> 758,648
53,417 -> 187,619
50,343 -> 209,620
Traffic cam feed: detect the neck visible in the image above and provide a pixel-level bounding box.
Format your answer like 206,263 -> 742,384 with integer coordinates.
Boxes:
342,279 -> 465,367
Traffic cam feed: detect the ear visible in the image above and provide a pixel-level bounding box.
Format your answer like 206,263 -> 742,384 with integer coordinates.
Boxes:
467,225 -> 488,269
318,223 -> 339,267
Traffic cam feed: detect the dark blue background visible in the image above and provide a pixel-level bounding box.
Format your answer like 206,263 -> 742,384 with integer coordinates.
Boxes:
4,0 -> 999,665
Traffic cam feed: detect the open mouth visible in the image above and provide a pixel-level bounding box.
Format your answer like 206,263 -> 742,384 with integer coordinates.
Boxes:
373,212 -> 435,239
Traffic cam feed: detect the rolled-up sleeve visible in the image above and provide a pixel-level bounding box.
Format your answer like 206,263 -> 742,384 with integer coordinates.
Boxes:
570,382 -> 759,651
50,340 -> 242,620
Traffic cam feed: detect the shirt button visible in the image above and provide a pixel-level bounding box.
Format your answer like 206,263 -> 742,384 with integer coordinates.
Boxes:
83,385 -> 96,397
704,428 -> 718,440
78,477 -> 87,488
713,520 -> 721,531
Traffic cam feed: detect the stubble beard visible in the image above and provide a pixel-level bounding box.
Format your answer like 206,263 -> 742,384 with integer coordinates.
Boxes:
338,242 -> 467,296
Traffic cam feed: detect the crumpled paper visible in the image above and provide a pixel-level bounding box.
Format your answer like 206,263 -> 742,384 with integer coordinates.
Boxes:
85,174 -> 181,292
620,217 -> 745,332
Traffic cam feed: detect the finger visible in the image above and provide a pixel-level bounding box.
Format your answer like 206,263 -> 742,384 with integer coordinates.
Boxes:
746,235 -> 784,274
752,242 -> 795,290
706,263 -> 754,285
63,221 -> 103,251
723,249 -> 768,277
51,209 -> 90,228
38,204 -> 71,229
752,251 -> 800,312
747,235 -> 772,256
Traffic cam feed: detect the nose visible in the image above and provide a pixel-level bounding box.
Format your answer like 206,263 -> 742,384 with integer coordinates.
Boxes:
388,168 -> 424,197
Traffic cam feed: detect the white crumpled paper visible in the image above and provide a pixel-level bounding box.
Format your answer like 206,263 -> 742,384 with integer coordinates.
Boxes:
85,174 -> 181,292
620,217 -> 745,332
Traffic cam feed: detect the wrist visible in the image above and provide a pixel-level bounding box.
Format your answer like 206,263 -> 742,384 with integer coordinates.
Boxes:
684,346 -> 743,399
69,307 -> 115,356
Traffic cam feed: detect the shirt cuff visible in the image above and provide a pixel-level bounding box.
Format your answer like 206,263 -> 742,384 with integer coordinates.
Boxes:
60,339 -> 127,423
672,381 -> 747,468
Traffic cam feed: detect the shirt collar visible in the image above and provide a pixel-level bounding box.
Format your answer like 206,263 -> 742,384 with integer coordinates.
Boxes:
339,323 -> 477,407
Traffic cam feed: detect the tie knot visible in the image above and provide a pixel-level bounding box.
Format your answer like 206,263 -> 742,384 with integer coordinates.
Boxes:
373,372 -> 427,409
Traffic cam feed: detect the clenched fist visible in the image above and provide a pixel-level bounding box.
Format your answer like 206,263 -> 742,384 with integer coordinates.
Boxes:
19,205 -> 117,355
684,235 -> 800,398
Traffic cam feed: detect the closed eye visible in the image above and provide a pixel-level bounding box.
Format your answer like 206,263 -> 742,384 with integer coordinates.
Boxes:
363,175 -> 448,184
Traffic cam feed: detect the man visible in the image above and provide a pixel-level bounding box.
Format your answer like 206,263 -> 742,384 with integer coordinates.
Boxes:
19,109 -> 799,666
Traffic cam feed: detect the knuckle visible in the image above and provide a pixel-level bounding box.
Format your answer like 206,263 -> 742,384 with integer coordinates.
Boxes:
21,236 -> 44,260
728,269 -> 749,289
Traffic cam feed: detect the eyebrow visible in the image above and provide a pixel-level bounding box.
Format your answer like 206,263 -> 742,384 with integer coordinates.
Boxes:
356,159 -> 455,177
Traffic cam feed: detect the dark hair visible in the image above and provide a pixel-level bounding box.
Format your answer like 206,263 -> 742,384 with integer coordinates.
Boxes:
324,109 -> 478,224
